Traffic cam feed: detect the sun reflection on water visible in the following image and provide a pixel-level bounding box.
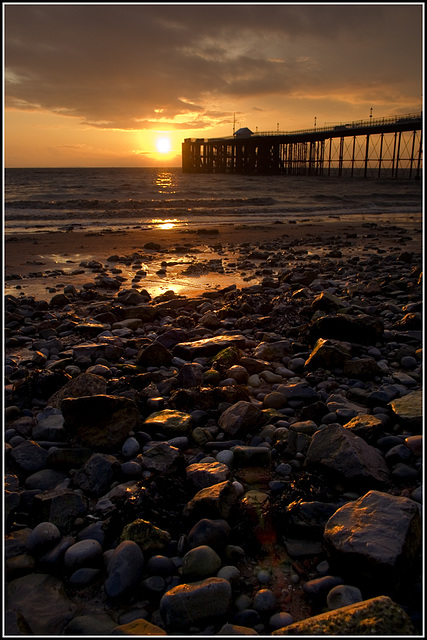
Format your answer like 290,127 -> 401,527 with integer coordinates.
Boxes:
155,171 -> 176,194
150,218 -> 178,230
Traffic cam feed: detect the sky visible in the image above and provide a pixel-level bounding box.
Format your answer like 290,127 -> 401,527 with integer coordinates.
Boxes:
3,2 -> 424,168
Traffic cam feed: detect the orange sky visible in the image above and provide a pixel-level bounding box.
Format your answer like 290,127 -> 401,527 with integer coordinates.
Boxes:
3,3 -> 423,168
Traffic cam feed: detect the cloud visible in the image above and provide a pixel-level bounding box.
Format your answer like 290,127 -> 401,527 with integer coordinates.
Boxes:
4,4 -> 422,131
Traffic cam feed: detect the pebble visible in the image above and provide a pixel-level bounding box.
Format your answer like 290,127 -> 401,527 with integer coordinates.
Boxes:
4,235 -> 423,636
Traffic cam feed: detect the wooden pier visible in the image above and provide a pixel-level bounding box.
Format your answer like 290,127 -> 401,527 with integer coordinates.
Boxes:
182,113 -> 422,179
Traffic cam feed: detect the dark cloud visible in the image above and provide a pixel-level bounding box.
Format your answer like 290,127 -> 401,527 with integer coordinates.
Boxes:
4,4 -> 422,130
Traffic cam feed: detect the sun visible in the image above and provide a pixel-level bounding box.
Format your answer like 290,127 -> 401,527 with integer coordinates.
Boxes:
156,137 -> 171,154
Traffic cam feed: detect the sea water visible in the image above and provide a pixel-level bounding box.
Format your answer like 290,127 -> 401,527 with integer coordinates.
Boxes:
4,167 -> 422,235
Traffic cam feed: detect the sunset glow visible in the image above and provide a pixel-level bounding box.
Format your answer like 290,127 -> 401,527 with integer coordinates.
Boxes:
3,4 -> 422,168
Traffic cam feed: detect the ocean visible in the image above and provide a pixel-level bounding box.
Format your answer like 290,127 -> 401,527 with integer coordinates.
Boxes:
4,167 -> 423,235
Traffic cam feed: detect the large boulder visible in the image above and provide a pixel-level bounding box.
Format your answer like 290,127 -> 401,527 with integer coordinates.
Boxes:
271,596 -> 415,635
323,490 -> 422,594
305,424 -> 390,488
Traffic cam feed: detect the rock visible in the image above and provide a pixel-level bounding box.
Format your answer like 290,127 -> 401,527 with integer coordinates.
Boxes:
343,357 -> 382,378
112,618 -> 167,635
25,522 -> 61,554
253,341 -> 291,361
33,488 -> 88,532
342,414 -> 383,443
136,341 -> 173,367
269,612 -> 293,630
323,490 -> 421,594
9,440 -> 48,473
6,573 -> 78,635
186,462 -> 231,491
310,314 -> 384,344
188,518 -> 230,551
64,613 -> 117,636
183,480 -> 239,521
177,362 -> 204,387
120,519 -> 171,553
138,442 -> 185,475
64,539 -> 103,571
143,409 -> 193,437
305,423 -> 390,488
173,334 -> 246,360
232,446 -> 271,468
253,588 -> 277,614
159,577 -> 232,630
104,540 -> 145,598
218,401 -> 263,437
73,452 -> 119,497
271,595 -> 415,635
47,372 -> 107,408
389,389 -> 422,432
181,545 -> 222,581
62,394 -> 140,450
217,622 -> 259,635
305,338 -> 352,371
24,468 -> 68,491
327,584 -> 363,610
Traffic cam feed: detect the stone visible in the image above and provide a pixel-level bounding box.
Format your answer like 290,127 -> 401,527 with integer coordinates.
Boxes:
342,414 -> 383,443
327,584 -> 363,610
105,541 -> 145,598
112,618 -> 167,635
217,622 -> 259,635
159,577 -> 232,630
218,401 -> 263,437
305,423 -> 390,487
310,314 -> 384,345
73,452 -> 119,497
305,338 -> 352,371
186,462 -> 231,490
271,596 -> 415,635
232,446 -> 271,468
25,522 -> 61,554
173,334 -> 246,360
343,357 -> 382,379
389,389 -> 422,432
188,518 -> 230,551
24,468 -> 68,492
253,341 -> 291,361
33,488 -> 88,532
9,440 -> 49,473
64,613 -> 117,636
181,545 -> 222,581
136,341 -> 173,367
120,519 -> 171,553
62,394 -> 140,450
6,573 -> 78,635
183,480 -> 239,521
323,490 -> 421,594
47,372 -> 107,408
64,539 -> 104,571
138,442 -> 185,475
253,588 -> 277,614
143,409 -> 193,437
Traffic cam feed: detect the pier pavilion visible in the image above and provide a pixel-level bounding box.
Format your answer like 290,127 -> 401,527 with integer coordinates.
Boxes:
182,113 -> 422,179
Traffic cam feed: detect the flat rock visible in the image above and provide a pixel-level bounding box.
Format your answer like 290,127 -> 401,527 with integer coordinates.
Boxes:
272,595 -> 415,635
6,573 -> 78,635
305,338 -> 352,371
143,409 -> 193,437
186,461 -> 231,490
173,335 -> 246,360
112,618 -> 167,635
389,389 -> 422,432
323,490 -> 421,593
305,423 -> 390,488
183,480 -> 239,522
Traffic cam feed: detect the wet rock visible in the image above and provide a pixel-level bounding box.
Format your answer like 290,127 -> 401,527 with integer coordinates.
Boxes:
323,490 -> 421,594
159,577 -> 232,630
272,595 -> 415,635
62,394 -> 140,450
73,452 -> 120,497
186,462 -> 231,491
305,423 -> 390,488
143,409 -> 193,437
342,414 -> 383,443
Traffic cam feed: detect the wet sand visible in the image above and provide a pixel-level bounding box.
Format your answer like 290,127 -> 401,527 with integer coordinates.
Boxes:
4,213 -> 423,301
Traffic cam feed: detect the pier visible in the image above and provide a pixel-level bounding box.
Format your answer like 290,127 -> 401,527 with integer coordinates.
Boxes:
182,113 -> 422,179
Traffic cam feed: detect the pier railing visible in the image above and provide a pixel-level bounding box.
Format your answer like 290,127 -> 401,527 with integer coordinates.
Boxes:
182,113 -> 422,179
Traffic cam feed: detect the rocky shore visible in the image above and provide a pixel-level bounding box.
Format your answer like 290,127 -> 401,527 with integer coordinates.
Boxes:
4,223 -> 423,636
